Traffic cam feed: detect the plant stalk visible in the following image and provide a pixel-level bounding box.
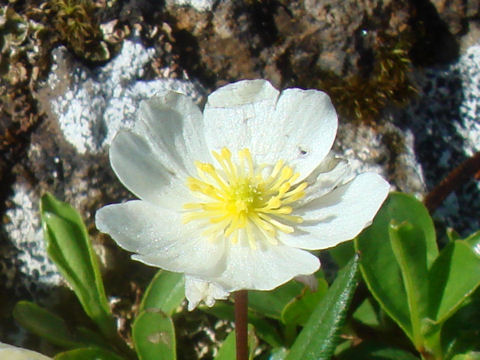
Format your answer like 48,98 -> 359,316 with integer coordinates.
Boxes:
234,290 -> 248,360
424,151 -> 480,212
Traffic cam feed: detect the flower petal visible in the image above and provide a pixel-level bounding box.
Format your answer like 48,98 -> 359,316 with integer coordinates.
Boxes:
185,276 -> 229,311
269,88 -> 338,180
203,80 -> 338,182
136,92 -> 211,174
203,79 -> 280,158
0,343 -> 51,360
282,172 -> 390,250
96,201 -> 226,277
212,242 -> 320,291
299,153 -> 352,205
109,130 -> 187,208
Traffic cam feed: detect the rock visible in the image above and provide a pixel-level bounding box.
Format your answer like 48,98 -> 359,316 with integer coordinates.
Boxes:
395,41 -> 480,235
37,39 -> 205,154
165,0 -> 412,88
334,121 -> 426,197
430,0 -> 479,35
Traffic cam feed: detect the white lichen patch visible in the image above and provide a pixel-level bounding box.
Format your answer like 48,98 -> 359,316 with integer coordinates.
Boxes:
3,183 -> 62,293
455,44 -> 480,157
47,39 -> 204,154
169,0 -> 215,11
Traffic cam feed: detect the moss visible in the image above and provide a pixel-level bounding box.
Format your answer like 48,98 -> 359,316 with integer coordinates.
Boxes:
45,0 -> 110,62
309,31 -> 417,124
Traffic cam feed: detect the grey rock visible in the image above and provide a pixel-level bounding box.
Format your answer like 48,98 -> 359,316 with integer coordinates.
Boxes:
41,39 -> 204,154
396,42 -> 480,235
430,0 -> 479,35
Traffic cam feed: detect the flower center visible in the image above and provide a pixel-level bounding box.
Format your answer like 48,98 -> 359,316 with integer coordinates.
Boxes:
183,148 -> 307,249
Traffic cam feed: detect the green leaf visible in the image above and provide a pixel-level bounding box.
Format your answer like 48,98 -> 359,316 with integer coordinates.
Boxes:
202,302 -> 283,347
355,192 -> 438,340
441,291 -> 480,359
214,330 -> 235,360
132,309 -> 176,360
329,241 -> 355,268
214,325 -> 256,360
55,347 -> 125,360
248,280 -> 304,320
352,298 -> 381,329
281,278 -> 328,326
464,230 -> 480,258
429,241 -> 480,324
140,270 -> 185,316
452,353 -> 480,360
13,301 -> 84,349
269,347 -> 288,360
40,193 -> 116,338
389,221 -> 429,345
446,228 -> 461,243
285,255 -> 359,360
75,327 -> 113,350
337,341 -> 420,360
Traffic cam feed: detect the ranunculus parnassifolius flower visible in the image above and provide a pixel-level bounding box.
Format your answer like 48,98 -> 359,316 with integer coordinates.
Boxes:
0,342 -> 52,360
96,79 -> 390,310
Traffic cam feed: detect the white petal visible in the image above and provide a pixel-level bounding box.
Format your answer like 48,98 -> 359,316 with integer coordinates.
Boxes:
109,130 -> 187,207
136,92 -> 211,174
203,81 -> 338,182
185,276 -> 229,311
203,79 -> 280,159
269,88 -> 338,180
0,343 -> 51,360
299,153 -> 352,205
212,242 -> 320,292
282,172 -> 390,250
96,201 -> 226,277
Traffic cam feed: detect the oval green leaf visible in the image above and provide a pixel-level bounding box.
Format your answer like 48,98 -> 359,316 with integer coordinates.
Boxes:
429,241 -> 480,324
40,193 -> 116,338
389,221 -> 429,345
132,310 -> 176,360
355,192 -> 438,340
214,325 -> 256,360
13,301 -> 83,349
248,280 -> 304,320
140,270 -> 185,316
281,278 -> 328,326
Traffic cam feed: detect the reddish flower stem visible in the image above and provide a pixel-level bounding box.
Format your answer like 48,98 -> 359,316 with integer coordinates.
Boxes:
424,151 -> 480,212
234,290 -> 248,360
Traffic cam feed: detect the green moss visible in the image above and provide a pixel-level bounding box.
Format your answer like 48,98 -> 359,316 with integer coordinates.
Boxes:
311,31 -> 417,124
46,0 -> 110,62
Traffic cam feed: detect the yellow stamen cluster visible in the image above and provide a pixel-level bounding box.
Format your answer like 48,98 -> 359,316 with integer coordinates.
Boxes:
183,147 -> 307,249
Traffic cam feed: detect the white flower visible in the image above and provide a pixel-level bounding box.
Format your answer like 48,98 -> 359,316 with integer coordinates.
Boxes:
0,342 -> 52,360
96,79 -> 389,309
